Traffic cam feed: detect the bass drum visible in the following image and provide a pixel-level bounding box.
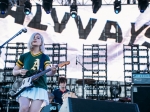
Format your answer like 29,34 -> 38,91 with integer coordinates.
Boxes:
40,103 -> 61,112
62,92 -> 77,102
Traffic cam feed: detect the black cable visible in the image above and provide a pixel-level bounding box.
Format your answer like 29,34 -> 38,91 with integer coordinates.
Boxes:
0,100 -> 4,112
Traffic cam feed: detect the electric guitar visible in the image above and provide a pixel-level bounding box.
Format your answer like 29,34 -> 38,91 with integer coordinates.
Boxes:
9,61 -> 70,98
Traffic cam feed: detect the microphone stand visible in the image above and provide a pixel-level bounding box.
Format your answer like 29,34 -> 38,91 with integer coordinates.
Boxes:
76,56 -> 87,99
0,28 -> 27,112
0,28 -> 27,56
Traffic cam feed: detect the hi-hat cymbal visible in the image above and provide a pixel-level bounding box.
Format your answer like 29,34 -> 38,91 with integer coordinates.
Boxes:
67,78 -> 78,85
76,79 -> 95,85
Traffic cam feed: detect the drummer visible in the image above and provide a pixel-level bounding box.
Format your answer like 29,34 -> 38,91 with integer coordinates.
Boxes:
49,77 -> 69,105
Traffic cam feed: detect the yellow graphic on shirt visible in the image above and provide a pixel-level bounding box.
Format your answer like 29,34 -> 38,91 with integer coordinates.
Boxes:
31,59 -> 40,70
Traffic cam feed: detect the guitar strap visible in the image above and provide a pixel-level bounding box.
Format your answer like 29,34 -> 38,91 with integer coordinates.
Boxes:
39,53 -> 46,71
33,53 -> 47,82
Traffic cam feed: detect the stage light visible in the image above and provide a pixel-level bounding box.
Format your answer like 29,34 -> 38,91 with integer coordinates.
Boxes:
110,84 -> 121,99
0,0 -> 9,14
138,0 -> 148,13
70,0 -> 77,18
70,5 -> 77,18
92,0 -> 102,14
24,1 -> 32,15
42,0 -> 53,14
9,0 -> 20,7
114,0 -> 121,14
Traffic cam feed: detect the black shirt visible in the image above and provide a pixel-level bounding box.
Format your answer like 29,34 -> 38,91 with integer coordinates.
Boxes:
52,88 -> 69,105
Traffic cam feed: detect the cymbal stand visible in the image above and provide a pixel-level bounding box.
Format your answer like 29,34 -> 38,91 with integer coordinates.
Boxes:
76,56 -> 87,99
6,93 -> 10,112
69,79 -> 72,92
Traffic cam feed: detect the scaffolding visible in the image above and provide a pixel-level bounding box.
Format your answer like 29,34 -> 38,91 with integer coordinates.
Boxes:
0,43 -> 26,112
81,44 -> 107,100
45,43 -> 68,92
123,44 -> 149,98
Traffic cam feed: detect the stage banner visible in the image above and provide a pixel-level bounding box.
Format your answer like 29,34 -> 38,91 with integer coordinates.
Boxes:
0,0 -> 150,81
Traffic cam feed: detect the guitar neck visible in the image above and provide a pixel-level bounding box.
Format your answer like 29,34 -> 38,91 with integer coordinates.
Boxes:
31,65 -> 58,81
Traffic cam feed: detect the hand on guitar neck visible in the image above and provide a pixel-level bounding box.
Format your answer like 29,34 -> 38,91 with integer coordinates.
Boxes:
46,65 -> 57,76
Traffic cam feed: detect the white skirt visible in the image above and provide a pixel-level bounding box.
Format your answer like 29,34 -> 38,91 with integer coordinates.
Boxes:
16,87 -> 49,105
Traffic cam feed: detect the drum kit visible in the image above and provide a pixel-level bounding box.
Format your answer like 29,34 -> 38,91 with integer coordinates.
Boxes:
40,78 -> 95,112
65,78 -> 96,98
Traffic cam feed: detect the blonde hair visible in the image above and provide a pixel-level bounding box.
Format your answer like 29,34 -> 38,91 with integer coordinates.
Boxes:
27,32 -> 45,52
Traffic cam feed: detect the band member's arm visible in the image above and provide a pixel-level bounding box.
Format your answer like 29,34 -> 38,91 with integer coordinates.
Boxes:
49,93 -> 55,99
13,65 -> 28,76
45,65 -> 56,77
13,54 -> 28,76
12,65 -> 21,76
44,55 -> 56,76
48,92 -> 55,103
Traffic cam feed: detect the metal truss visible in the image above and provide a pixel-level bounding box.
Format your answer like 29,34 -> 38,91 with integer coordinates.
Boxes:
53,0 -> 138,5
8,0 -> 139,7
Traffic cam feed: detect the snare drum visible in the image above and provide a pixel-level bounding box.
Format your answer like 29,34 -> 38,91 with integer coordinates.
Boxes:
40,103 -> 61,112
62,92 -> 77,102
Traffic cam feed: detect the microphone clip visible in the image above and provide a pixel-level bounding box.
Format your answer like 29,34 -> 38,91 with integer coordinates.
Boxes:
76,56 -> 78,65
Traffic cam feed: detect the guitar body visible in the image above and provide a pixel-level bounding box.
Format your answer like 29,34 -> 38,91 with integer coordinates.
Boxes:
9,77 -> 33,97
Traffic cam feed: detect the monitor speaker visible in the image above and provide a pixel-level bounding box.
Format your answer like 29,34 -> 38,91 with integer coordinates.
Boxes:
59,98 -> 139,112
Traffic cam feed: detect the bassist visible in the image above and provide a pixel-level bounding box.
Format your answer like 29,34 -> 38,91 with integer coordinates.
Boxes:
12,32 -> 56,112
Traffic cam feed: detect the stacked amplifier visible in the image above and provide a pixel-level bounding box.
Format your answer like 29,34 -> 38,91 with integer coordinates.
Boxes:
132,73 -> 150,112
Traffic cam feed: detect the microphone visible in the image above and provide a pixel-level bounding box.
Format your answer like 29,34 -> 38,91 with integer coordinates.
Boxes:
76,56 -> 77,65
22,28 -> 27,33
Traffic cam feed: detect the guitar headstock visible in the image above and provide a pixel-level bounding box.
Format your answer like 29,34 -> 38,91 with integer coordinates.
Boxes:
58,61 -> 70,68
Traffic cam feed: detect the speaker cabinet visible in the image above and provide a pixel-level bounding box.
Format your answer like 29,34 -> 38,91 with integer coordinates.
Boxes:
132,86 -> 150,112
59,98 -> 139,112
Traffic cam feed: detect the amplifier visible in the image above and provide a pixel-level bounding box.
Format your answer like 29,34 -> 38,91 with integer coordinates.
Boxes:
131,86 -> 150,112
132,73 -> 150,84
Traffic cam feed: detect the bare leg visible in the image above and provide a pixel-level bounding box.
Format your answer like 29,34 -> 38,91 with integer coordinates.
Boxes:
19,97 -> 30,112
29,100 -> 43,112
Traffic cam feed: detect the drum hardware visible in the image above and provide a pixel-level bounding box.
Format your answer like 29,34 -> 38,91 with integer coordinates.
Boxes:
40,103 -> 61,112
75,79 -> 95,99
71,88 -> 76,93
76,79 -> 95,85
76,55 -> 88,98
75,84 -> 88,99
0,101 -> 3,112
67,78 -> 78,92
6,93 -> 11,112
110,81 -> 121,100
62,92 -> 77,102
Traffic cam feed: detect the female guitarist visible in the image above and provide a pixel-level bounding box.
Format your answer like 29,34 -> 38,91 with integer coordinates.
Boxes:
12,32 -> 57,112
